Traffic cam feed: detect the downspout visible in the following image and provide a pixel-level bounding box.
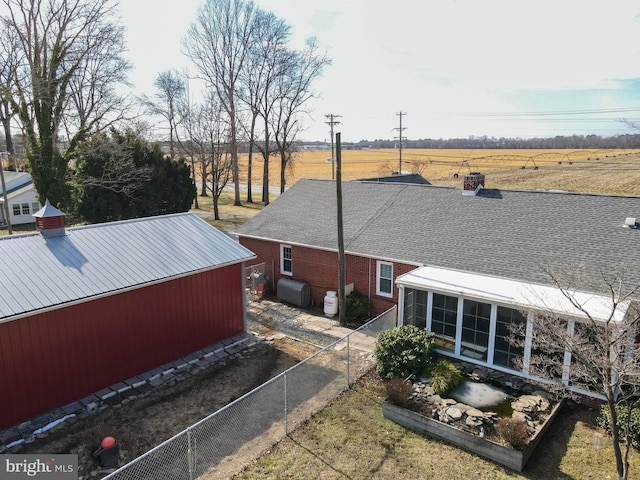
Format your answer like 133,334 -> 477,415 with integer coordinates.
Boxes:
397,285 -> 405,326
241,261 -> 248,332
368,258 -> 372,301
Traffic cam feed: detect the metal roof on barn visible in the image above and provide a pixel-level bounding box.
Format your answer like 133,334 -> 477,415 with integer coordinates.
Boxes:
0,212 -> 256,322
236,178 -> 640,298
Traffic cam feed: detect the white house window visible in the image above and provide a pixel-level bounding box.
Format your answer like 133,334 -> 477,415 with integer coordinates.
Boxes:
12,204 -> 21,216
32,202 -> 40,213
493,306 -> 526,371
21,203 -> 30,215
280,245 -> 292,275
403,288 -> 427,329
460,299 -> 491,362
376,261 -> 393,297
431,293 -> 458,352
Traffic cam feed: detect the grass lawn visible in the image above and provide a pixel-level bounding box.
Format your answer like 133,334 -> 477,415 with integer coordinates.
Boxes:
189,190 -> 272,231
234,372 -> 640,480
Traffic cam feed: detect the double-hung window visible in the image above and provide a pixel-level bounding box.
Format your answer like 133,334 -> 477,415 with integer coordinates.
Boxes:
280,245 -> 293,275
376,261 -> 393,297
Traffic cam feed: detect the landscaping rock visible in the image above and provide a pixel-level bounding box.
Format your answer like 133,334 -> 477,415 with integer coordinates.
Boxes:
446,407 -> 463,420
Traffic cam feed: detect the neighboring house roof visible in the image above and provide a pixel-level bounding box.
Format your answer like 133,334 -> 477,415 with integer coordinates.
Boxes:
236,178 -> 640,298
356,173 -> 431,185
0,182 -> 35,202
0,171 -> 33,196
0,212 -> 256,322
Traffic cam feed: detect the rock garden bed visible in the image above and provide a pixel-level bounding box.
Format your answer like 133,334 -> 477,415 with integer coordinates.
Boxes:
383,363 -> 563,472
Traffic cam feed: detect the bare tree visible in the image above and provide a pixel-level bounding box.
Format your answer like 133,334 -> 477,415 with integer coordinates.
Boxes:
174,75 -> 204,209
0,0 -> 130,208
184,0 -> 257,207
178,89 -> 231,220
63,13 -> 131,154
513,265 -> 640,480
142,70 -> 185,159
271,38 -> 330,194
238,8 -> 290,204
0,24 -> 20,158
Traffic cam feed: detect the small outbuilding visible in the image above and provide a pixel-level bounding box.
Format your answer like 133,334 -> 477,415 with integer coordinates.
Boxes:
0,207 -> 255,430
0,170 -> 41,226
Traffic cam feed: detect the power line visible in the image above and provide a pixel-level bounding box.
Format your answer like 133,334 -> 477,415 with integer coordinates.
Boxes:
460,107 -> 640,117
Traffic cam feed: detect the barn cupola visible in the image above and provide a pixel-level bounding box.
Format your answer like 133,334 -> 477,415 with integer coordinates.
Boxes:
33,199 -> 66,237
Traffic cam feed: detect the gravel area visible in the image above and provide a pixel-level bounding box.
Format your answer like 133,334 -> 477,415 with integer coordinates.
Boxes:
246,298 -> 345,348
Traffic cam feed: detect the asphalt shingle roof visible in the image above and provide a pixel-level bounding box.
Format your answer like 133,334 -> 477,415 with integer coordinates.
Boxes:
0,212 -> 256,321
236,179 -> 640,297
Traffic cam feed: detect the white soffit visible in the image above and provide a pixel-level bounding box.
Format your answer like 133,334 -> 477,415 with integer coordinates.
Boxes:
396,266 -> 629,324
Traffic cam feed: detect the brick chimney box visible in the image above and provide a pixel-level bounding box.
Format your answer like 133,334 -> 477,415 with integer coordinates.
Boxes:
463,173 -> 485,196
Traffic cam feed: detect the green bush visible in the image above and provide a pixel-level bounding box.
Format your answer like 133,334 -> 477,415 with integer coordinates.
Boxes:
385,378 -> 414,406
495,417 -> 530,450
374,325 -> 435,379
423,358 -> 463,396
597,403 -> 640,449
345,291 -> 371,326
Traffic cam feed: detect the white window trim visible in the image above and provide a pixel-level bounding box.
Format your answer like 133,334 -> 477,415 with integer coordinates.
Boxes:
376,260 -> 393,298
280,244 -> 293,275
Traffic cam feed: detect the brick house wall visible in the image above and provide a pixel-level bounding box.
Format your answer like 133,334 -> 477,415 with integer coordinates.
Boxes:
240,237 -> 418,316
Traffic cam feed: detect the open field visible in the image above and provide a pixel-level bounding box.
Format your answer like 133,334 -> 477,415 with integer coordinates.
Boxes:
239,148 -> 640,196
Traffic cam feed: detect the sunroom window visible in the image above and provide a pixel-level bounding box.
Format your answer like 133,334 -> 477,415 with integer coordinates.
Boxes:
460,299 -> 491,361
493,306 -> 526,371
404,288 -> 427,329
431,293 -> 458,352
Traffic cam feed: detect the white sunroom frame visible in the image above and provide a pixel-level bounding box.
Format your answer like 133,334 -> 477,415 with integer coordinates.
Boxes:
395,265 -> 631,398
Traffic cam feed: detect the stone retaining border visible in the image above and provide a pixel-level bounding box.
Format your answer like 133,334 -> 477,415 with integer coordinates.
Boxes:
0,332 -> 263,453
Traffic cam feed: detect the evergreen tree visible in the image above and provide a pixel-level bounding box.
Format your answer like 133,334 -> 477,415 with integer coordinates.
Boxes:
74,129 -> 195,223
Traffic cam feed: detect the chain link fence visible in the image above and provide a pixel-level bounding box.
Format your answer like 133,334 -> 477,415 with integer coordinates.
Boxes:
103,306 -> 397,480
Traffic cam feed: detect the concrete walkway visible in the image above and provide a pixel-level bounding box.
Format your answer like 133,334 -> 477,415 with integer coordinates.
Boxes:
246,299 -> 378,354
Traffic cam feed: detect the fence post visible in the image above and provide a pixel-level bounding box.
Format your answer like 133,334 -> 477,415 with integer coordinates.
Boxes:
284,371 -> 288,436
347,334 -> 351,386
187,429 -> 194,480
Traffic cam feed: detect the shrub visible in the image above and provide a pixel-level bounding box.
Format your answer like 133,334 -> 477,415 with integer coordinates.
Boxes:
374,325 -> 435,379
423,358 -> 463,396
345,291 -> 370,326
495,417 -> 530,450
385,378 -> 414,406
597,403 -> 640,449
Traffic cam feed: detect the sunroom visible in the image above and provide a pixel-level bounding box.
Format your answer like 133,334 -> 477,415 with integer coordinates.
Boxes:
395,266 -> 630,397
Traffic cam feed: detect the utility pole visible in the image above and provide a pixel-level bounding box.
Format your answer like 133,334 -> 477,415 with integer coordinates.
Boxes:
325,114 -> 341,179
335,132 -> 346,327
0,153 -> 12,234
394,111 -> 407,174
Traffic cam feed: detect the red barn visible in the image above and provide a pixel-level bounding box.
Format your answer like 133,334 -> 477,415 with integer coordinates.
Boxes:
0,204 -> 255,431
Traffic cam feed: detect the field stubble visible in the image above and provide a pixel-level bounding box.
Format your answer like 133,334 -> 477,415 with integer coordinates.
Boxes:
238,148 -> 640,196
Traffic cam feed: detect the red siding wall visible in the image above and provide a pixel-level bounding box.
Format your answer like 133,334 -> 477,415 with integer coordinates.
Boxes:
240,237 -> 417,315
0,265 -> 245,431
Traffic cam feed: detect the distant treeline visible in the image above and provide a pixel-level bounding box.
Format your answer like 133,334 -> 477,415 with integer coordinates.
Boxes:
326,133 -> 640,150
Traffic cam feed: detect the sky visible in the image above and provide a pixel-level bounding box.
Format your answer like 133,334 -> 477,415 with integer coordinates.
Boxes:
120,0 -> 640,143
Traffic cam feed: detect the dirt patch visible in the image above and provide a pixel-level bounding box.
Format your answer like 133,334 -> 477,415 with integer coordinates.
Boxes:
19,336 -> 320,479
